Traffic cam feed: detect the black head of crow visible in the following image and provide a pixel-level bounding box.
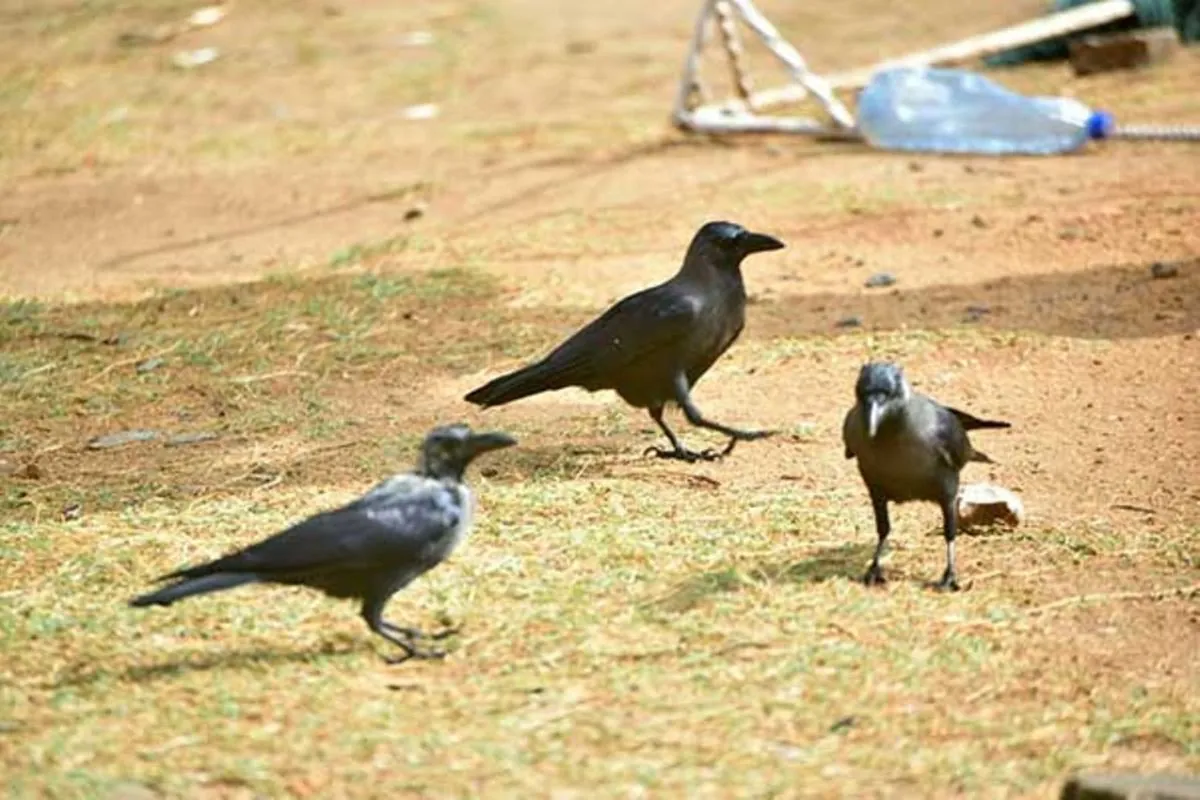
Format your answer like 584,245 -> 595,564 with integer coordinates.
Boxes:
417,423 -> 518,482
681,221 -> 786,278
854,361 -> 912,439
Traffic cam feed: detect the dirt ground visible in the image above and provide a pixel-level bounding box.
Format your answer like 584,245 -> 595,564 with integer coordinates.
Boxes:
1,0 -> 1198,797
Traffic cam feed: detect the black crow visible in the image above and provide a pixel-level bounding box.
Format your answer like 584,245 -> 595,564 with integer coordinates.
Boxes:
842,362 -> 1010,591
464,221 -> 785,462
130,424 -> 516,662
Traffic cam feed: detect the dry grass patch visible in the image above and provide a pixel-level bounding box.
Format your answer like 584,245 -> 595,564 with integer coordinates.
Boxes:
3,275 -> 1197,796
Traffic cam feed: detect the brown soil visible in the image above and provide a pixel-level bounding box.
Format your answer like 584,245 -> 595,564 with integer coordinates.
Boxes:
1,0 -> 1197,795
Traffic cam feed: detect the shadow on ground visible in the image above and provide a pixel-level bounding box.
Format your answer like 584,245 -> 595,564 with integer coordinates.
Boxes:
53,639 -> 369,688
749,543 -> 878,585
3,257 -> 1194,518
749,258 -> 1199,342
492,439 -> 745,488
646,543 -> 877,614
485,440 -> 631,482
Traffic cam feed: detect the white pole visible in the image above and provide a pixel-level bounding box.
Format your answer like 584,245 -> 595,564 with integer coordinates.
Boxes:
830,0 -> 1135,92
728,0 -> 855,128
673,0 -> 718,124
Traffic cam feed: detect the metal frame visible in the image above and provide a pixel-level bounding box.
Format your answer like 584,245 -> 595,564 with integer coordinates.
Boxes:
672,0 -> 1144,137
672,0 -> 855,136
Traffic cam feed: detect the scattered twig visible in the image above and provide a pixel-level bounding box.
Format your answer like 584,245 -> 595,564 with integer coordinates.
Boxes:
1024,583 -> 1199,617
183,440 -> 364,509
86,343 -> 179,384
251,473 -> 285,494
514,703 -> 588,733
1110,503 -> 1156,514
713,640 -> 773,657
571,456 -> 594,481
287,440 -> 361,463
687,474 -> 721,488
826,621 -> 862,643
139,735 -> 202,756
19,363 -> 56,380
951,582 -> 1200,629
965,684 -> 998,704
612,647 -> 682,662
969,566 -> 1056,583
228,370 -> 315,385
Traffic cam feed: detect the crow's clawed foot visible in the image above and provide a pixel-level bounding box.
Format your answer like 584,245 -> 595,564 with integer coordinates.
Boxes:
426,624 -> 461,641
863,563 -> 887,586
390,626 -> 423,640
934,571 -> 961,593
644,445 -> 723,463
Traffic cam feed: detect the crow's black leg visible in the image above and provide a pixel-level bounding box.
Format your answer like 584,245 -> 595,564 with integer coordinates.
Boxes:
935,494 -> 961,592
644,405 -> 721,462
863,486 -> 891,586
362,599 -> 446,663
673,373 -> 775,453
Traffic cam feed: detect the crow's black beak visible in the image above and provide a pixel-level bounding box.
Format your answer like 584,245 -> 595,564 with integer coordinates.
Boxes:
866,399 -> 886,439
468,431 -> 518,455
740,231 -> 786,255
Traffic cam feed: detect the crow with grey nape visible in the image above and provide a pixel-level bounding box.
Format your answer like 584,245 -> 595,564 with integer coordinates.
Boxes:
842,362 -> 1010,591
464,221 -> 785,462
130,424 -> 515,663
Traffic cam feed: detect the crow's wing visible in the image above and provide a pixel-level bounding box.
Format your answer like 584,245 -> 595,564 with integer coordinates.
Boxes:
535,283 -> 703,387
165,489 -> 461,581
930,402 -> 973,471
841,404 -> 863,460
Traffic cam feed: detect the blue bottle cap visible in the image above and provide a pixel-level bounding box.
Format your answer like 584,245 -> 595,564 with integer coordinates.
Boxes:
1087,110 -> 1114,140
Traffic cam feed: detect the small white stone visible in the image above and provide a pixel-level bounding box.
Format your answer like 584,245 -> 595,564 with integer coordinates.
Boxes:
188,6 -> 226,28
401,103 -> 440,121
397,31 -> 435,47
171,47 -> 220,69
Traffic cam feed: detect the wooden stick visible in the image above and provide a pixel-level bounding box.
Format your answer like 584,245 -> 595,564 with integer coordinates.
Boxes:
728,0 -> 854,127
749,0 -> 1135,108
715,0 -> 755,103
85,342 -> 180,384
673,0 -> 717,118
831,0 -> 1136,90
673,0 -> 854,133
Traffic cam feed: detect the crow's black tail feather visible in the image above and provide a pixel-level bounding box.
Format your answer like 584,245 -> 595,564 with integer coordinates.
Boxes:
947,406 -> 1011,432
129,572 -> 258,608
464,360 -> 569,407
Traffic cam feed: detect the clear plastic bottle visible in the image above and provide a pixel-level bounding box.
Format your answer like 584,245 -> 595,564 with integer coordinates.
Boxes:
856,66 -> 1114,155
